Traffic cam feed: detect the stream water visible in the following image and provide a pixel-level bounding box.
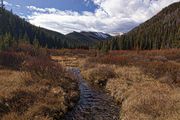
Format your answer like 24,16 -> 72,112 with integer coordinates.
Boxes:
65,68 -> 120,120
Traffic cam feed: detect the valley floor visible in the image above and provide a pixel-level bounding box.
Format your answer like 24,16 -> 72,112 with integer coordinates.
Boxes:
52,49 -> 180,120
0,48 -> 180,120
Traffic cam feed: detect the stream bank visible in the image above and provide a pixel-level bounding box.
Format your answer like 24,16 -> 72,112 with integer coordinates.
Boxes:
65,68 -> 120,120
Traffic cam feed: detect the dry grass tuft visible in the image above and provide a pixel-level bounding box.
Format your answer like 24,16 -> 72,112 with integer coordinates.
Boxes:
105,66 -> 180,120
0,70 -> 24,99
106,66 -> 155,103
121,81 -> 180,120
139,61 -> 180,87
1,112 -> 52,120
82,65 -> 116,86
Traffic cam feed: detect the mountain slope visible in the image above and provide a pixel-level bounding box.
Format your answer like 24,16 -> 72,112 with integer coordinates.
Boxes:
80,31 -> 111,40
97,2 -> 180,50
0,8 -> 91,49
66,31 -> 111,46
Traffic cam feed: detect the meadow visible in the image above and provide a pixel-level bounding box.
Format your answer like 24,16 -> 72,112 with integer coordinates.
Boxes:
80,49 -> 180,120
0,47 -> 180,120
0,44 -> 79,120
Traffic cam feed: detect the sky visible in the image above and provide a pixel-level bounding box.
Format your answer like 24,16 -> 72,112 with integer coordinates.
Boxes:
3,0 -> 180,35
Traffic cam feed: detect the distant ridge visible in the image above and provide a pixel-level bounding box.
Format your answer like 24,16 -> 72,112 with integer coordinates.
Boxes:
66,31 -> 112,46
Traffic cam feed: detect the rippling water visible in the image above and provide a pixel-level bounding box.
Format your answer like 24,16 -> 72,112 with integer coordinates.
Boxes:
65,68 -> 120,120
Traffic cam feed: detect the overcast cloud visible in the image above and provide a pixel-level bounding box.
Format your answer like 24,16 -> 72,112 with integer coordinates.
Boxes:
26,0 -> 179,35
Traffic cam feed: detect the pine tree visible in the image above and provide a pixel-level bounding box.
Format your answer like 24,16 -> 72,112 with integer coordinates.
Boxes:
33,36 -> 40,49
0,33 -> 12,50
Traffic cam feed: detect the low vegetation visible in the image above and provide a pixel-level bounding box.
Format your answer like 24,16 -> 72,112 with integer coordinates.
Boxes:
0,51 -> 25,69
82,65 -> 116,86
81,49 -> 180,120
0,44 -> 79,120
1,43 -> 179,120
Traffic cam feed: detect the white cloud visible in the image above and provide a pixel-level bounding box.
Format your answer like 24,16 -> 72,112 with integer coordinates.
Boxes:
15,5 -> 21,8
27,0 -> 179,35
3,1 -> 12,6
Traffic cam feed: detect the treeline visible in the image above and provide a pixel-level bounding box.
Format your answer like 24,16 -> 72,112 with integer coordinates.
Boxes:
96,2 -> 180,51
0,7 -> 89,51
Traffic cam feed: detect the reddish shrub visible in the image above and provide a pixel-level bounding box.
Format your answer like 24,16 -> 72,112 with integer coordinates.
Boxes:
16,44 -> 48,57
88,55 -> 132,66
139,61 -> 180,86
139,49 -> 180,61
48,49 -> 97,57
24,57 -> 65,81
0,51 -> 26,69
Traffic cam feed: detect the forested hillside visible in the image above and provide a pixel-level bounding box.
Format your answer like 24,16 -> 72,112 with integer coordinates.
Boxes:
96,2 -> 180,51
0,8 -> 92,50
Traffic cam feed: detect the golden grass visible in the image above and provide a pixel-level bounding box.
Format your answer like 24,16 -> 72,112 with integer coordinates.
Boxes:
1,48 -> 179,120
121,81 -> 180,120
1,112 -> 52,120
81,64 -> 116,86
0,67 -> 79,120
81,63 -> 180,120
55,49 -> 180,120
106,66 -> 155,103
105,66 -> 180,120
51,55 -> 82,67
0,69 -> 24,99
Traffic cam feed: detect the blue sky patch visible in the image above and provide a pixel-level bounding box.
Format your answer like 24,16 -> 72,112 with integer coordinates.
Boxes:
5,0 -> 98,16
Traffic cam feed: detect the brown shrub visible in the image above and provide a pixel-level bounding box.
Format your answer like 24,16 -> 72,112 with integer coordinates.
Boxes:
139,61 -> 180,86
6,91 -> 37,114
0,46 -> 80,119
0,69 -> 79,120
0,51 -> 26,69
0,101 -> 10,118
23,57 -> 65,81
48,49 -> 97,58
87,49 -> 180,66
87,55 -> 132,66
1,112 -> 28,120
1,112 -> 52,120
139,49 -> 180,61
82,65 -> 116,86
16,44 -> 48,57
0,55 -> 79,119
